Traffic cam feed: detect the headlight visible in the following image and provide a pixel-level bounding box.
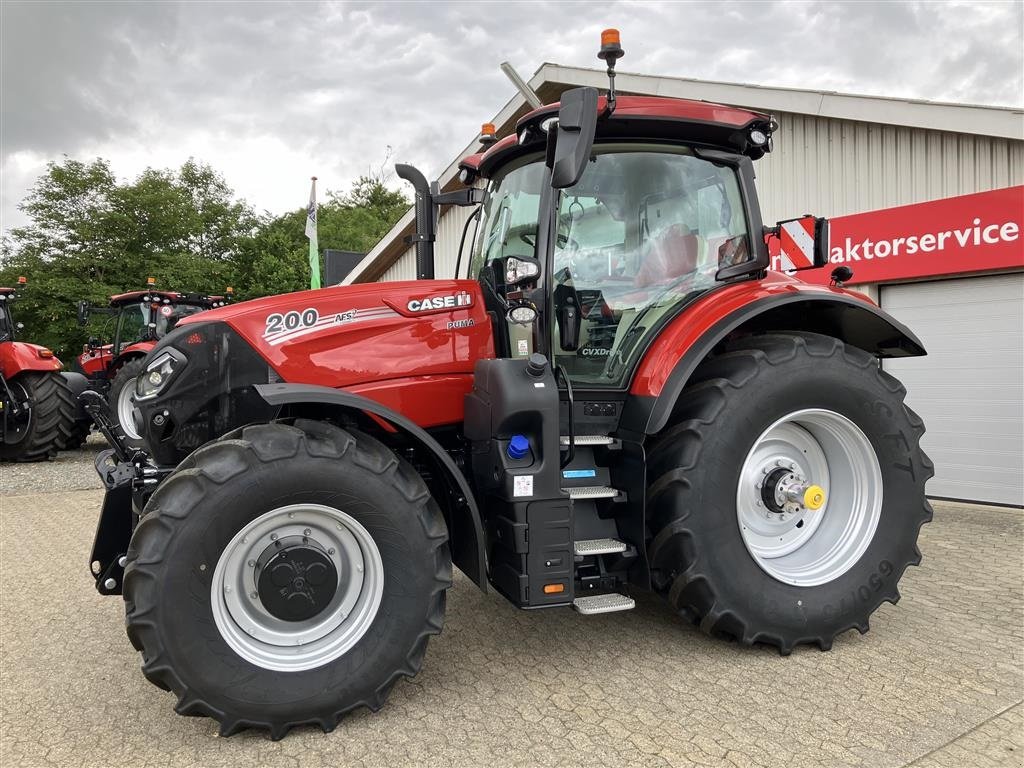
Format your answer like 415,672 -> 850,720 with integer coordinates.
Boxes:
135,348 -> 186,401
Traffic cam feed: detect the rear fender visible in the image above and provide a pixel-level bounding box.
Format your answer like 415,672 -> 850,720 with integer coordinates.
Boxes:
0,341 -> 62,376
254,382 -> 488,591
622,291 -> 926,436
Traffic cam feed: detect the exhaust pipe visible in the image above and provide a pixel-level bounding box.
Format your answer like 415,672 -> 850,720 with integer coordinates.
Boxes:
395,164 -> 435,280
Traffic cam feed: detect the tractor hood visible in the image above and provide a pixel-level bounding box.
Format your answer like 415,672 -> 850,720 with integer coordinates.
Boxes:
175,279 -> 494,387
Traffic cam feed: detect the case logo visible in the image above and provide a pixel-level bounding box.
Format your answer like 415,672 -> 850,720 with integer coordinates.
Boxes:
406,291 -> 473,313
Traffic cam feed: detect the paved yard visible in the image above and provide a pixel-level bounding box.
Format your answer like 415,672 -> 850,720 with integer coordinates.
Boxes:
1,440 -> 1021,767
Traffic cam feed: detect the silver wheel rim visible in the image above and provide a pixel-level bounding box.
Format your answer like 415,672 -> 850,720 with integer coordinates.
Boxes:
736,408 -> 882,587
116,378 -> 141,440
211,503 -> 384,672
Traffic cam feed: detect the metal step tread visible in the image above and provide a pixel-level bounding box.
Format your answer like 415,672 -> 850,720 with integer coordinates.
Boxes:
574,538 -> 628,556
573,593 -> 636,615
566,485 -> 620,500
560,434 -> 616,446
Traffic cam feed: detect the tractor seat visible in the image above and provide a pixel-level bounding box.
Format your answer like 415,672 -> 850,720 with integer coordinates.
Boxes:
634,224 -> 699,288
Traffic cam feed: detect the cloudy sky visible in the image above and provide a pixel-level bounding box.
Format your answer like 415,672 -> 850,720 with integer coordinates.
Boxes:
2,0 -> 1022,232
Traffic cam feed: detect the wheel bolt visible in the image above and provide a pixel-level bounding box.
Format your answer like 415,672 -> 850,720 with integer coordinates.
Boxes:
248,559 -> 255,567
303,528 -> 311,536
356,564 -> 363,573
288,512 -> 295,519
224,585 -> 232,593
270,533 -> 278,541
250,591 -> 258,599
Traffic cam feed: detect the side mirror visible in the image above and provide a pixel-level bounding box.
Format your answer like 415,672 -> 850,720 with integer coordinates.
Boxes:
77,300 -> 91,326
772,215 -> 830,271
551,87 -> 599,189
813,217 -> 830,267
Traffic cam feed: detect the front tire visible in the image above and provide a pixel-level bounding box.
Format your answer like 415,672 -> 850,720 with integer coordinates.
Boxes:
108,358 -> 146,448
646,333 -> 933,653
123,420 -> 451,738
0,371 -> 77,462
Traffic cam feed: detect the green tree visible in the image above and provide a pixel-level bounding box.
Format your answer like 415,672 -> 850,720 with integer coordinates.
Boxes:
0,157 -> 409,359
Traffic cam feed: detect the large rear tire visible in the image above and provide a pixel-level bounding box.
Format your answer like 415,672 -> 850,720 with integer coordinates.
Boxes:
123,420 -> 451,738
646,332 -> 933,653
108,358 -> 146,449
0,371 -> 77,462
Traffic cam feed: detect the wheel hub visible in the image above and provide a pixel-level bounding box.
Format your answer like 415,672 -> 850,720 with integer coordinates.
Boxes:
210,503 -> 385,672
736,409 -> 882,586
255,537 -> 340,622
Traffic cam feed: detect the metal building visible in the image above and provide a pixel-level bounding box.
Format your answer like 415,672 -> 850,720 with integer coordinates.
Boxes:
344,64 -> 1024,506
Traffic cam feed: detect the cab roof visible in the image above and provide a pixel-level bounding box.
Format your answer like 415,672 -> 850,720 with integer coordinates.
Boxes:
461,93 -> 774,179
108,290 -> 226,307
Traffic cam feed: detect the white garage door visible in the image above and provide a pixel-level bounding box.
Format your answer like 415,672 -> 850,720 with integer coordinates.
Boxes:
881,273 -> 1024,507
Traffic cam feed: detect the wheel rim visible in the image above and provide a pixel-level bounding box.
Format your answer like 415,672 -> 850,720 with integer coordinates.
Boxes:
211,503 -> 384,672
736,409 -> 883,587
116,378 -> 142,440
3,380 -> 32,445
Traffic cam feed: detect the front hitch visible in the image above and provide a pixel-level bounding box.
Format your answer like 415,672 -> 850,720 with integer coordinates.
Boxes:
82,390 -> 171,595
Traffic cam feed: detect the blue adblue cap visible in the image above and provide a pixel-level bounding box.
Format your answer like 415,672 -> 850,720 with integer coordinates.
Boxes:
507,435 -> 530,460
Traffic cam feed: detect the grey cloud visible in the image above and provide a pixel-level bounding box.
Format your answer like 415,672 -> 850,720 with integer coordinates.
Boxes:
2,0 -> 1021,231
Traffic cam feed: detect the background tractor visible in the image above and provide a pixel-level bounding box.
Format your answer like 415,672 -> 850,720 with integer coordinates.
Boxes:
0,277 -> 83,461
84,32 -> 932,739
77,280 -> 230,447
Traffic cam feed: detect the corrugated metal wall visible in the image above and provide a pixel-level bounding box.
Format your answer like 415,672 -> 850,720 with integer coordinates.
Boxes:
380,204 -> 476,282
756,112 -> 1024,224
380,116 -> 1024,281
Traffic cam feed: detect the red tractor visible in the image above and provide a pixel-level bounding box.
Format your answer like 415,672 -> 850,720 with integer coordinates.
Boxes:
84,33 -> 932,739
0,278 -> 82,461
77,281 -> 230,447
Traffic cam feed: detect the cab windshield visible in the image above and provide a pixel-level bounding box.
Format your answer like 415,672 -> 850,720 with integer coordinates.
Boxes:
470,145 -> 753,388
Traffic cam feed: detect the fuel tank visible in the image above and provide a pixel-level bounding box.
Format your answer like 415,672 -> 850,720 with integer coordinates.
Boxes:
178,279 -> 495,391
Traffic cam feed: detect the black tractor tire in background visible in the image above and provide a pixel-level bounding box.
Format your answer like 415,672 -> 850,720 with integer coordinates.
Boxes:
56,372 -> 92,450
107,358 -> 147,449
123,419 -> 451,739
645,332 -> 933,654
0,371 -> 77,462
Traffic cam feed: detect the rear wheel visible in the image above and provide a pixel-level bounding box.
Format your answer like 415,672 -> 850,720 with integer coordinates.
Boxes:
108,358 -> 146,448
0,371 -> 76,462
646,333 -> 933,653
123,419 -> 451,738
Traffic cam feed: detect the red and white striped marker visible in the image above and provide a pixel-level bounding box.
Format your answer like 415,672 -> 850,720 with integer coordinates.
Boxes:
778,216 -> 818,271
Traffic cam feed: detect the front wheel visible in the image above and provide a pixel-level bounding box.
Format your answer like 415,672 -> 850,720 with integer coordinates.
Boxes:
0,371 -> 77,462
123,420 -> 451,738
108,358 -> 146,449
646,333 -> 933,653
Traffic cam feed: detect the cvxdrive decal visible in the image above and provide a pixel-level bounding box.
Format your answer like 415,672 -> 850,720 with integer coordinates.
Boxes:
262,306 -> 398,346
406,291 -> 473,313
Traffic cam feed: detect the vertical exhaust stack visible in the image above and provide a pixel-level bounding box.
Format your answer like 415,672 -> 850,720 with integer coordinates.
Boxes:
395,164 -> 436,280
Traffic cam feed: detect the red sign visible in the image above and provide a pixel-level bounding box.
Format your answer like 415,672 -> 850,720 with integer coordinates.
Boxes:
771,185 -> 1024,285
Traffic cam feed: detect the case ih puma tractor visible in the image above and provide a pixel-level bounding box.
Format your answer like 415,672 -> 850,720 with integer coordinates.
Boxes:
77,280 -> 230,447
0,278 -> 84,460
84,33 -> 932,739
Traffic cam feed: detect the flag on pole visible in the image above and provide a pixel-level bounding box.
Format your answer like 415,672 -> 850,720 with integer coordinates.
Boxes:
306,176 -> 321,289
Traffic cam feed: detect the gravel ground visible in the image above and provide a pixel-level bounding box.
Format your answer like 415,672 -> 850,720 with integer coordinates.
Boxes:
1,432 -> 108,495
1,442 -> 1021,767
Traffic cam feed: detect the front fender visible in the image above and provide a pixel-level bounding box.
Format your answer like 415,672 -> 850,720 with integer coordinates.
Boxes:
0,342 -> 62,377
254,382 -> 488,592
622,284 -> 926,436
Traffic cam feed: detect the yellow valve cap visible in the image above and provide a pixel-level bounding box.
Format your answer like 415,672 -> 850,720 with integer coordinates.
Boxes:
804,485 -> 826,511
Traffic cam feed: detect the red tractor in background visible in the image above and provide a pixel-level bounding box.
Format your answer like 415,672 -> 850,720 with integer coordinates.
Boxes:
0,277 -> 83,461
77,279 -> 230,447
83,32 -> 933,739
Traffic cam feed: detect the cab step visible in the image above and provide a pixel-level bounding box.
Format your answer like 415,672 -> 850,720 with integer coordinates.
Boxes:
574,538 -> 627,556
566,485 -> 620,500
572,593 -> 636,615
560,434 -> 616,446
